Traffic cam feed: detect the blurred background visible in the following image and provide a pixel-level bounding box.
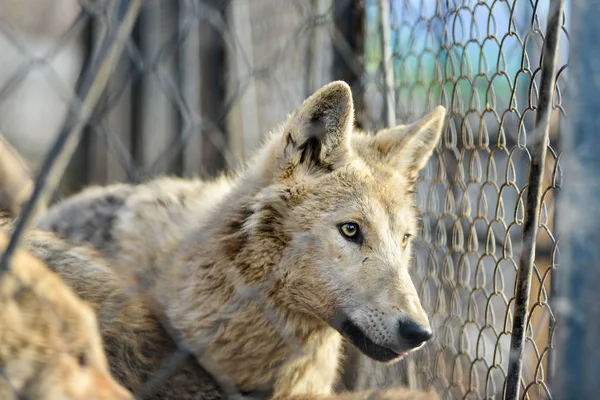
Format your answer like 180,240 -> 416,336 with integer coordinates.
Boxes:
0,0 -> 573,399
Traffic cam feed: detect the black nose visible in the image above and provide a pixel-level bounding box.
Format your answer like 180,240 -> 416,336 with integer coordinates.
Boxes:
398,319 -> 433,347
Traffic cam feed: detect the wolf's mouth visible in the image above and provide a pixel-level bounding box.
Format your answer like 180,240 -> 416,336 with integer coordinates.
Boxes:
337,318 -> 402,363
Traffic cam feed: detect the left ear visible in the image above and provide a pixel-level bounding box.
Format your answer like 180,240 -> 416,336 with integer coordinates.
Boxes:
374,106 -> 446,180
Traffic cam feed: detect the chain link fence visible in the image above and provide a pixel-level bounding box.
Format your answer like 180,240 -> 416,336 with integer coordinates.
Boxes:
382,1 -> 567,399
0,0 -> 572,399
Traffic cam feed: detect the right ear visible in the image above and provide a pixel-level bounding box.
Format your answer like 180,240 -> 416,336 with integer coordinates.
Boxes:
277,81 -> 354,174
374,106 -> 446,182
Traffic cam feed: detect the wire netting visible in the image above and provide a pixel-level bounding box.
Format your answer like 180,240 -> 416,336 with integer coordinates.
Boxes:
0,0 -> 570,399
359,1 -> 568,399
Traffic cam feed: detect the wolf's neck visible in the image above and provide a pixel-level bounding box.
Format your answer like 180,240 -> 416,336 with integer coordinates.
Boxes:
155,145 -> 345,392
163,173 -> 340,353
175,176 -> 292,304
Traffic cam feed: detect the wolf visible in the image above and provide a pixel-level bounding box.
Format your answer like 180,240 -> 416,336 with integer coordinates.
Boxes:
0,218 -> 224,400
0,133 -> 42,218
0,229 -> 131,400
29,81 -> 446,399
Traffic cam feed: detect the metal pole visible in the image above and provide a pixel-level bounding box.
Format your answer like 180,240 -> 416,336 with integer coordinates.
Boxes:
379,0 -> 421,390
504,1 -> 565,399
379,0 -> 395,128
553,0 -> 600,398
180,0 -> 203,177
308,0 -> 333,95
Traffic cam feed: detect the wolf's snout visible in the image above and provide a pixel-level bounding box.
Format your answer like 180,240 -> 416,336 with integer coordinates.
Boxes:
398,319 -> 433,348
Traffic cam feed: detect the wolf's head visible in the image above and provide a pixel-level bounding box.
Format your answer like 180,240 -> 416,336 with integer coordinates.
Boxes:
240,81 -> 445,363
0,234 -> 132,400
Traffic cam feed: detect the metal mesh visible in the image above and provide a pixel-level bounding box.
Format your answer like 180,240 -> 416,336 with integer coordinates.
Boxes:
0,0 -> 570,399
372,1 -> 568,399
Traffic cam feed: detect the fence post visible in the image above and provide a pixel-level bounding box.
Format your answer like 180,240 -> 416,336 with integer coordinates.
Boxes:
332,0 -> 364,128
379,0 -> 395,128
379,0 -> 421,390
308,0 -> 333,95
136,1 -> 179,175
553,1 -> 600,398
504,1 -> 565,399
197,0 -> 227,177
226,0 -> 260,167
179,0 -> 202,178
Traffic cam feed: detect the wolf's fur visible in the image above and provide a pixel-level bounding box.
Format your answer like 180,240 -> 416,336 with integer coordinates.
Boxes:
0,230 -> 131,400
0,219 -> 223,399
34,81 -> 445,399
0,133 -> 41,218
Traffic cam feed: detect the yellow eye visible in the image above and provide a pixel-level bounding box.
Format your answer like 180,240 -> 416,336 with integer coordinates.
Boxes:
77,352 -> 88,367
339,223 -> 359,239
402,233 -> 413,247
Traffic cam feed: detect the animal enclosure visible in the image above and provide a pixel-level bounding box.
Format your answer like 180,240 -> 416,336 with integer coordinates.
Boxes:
0,0 -> 578,399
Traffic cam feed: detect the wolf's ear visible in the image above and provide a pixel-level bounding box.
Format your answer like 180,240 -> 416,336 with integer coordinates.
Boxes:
375,106 -> 446,181
279,81 -> 354,172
